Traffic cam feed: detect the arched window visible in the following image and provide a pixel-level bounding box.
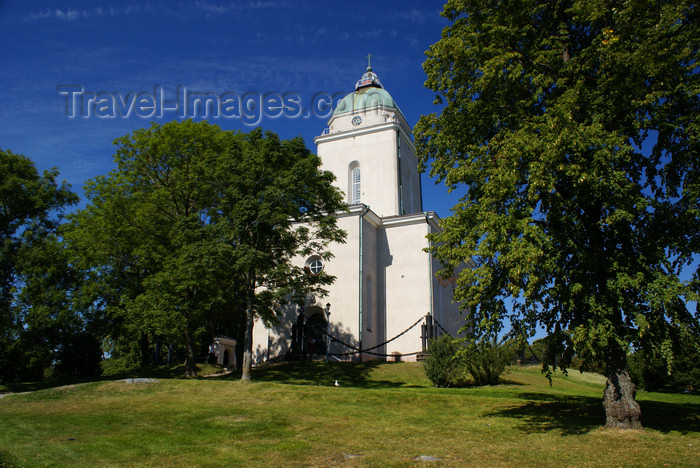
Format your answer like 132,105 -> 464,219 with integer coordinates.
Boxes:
351,166 -> 361,204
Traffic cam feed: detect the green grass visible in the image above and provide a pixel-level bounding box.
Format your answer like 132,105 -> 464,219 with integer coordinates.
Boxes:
0,363 -> 698,467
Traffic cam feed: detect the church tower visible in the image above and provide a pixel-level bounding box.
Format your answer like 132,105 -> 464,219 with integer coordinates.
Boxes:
252,62 -> 463,364
314,64 -> 422,217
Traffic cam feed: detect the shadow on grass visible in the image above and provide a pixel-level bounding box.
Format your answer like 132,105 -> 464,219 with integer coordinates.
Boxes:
0,450 -> 17,468
1,361 -> 412,394
637,399 -> 700,434
244,361 -> 408,389
486,393 -> 603,435
487,391 -> 700,435
494,377 -> 526,386
0,363 -> 221,394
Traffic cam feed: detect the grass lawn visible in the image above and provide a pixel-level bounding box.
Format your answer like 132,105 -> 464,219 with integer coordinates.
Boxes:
0,362 -> 698,467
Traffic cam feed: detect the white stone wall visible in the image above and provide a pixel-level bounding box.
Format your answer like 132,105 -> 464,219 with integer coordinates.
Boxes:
251,210 -> 363,363
315,108 -> 422,219
317,128 -> 398,217
251,209 -> 466,363
380,216 -> 432,359
431,242 -> 465,338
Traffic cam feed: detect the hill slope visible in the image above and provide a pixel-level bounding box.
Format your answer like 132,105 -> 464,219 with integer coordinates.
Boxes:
0,363 -> 697,467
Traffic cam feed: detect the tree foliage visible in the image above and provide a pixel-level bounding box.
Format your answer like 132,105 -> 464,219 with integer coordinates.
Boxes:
217,126 -> 346,380
65,121 -> 345,378
0,149 -> 80,381
416,0 -> 698,429
628,324 -> 700,393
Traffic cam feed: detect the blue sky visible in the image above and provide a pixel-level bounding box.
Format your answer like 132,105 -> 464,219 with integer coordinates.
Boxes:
0,0 -> 460,216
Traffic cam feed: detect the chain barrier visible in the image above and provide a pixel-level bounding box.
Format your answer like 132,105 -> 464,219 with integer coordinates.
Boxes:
309,313 -> 432,359
363,314 -> 427,352
315,313 -> 427,352
328,349 -> 423,358
429,315 -> 453,338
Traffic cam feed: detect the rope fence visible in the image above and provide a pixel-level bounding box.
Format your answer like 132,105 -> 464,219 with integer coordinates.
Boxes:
308,313 -> 454,359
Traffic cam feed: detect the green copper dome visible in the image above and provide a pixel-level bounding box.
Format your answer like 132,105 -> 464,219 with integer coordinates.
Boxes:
333,86 -> 397,115
333,65 -> 398,115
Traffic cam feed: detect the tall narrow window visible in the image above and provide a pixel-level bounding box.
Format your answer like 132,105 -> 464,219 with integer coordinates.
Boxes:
351,167 -> 361,204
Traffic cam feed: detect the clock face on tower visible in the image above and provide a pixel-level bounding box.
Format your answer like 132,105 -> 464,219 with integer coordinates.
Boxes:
351,115 -> 362,126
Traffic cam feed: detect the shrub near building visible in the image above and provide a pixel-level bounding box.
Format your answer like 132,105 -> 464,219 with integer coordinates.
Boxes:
424,335 -> 514,387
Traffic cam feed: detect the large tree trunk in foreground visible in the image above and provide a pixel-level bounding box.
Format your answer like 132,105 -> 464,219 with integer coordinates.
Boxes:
241,290 -> 255,381
604,355 -> 642,429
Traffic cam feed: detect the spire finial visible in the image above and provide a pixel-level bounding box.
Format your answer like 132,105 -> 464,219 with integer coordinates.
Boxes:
355,55 -> 383,90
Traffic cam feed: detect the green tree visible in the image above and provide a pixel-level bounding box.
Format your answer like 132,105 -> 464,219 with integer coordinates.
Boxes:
65,169 -> 167,371
628,324 -> 700,393
66,121 -> 345,378
0,149 -> 78,381
66,120 -> 241,376
416,0 -> 698,429
13,230 -> 103,380
216,129 -> 346,381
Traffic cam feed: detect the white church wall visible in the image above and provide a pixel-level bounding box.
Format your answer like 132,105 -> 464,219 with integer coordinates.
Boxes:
360,213 -> 380,356
250,210 -> 466,363
323,213 -> 363,355
381,217 -> 433,359
317,125 -> 401,217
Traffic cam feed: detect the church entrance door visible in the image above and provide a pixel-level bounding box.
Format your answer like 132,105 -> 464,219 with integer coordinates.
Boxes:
306,310 -> 328,356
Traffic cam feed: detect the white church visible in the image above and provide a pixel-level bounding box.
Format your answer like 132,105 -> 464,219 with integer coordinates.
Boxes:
251,64 -> 463,362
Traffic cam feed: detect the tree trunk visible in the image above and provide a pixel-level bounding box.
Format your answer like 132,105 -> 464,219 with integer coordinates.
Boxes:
241,289 -> 255,381
153,338 -> 161,365
139,333 -> 150,368
183,330 -> 197,377
603,354 -> 642,429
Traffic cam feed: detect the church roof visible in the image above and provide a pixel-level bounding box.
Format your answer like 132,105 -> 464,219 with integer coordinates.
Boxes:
333,65 -> 399,116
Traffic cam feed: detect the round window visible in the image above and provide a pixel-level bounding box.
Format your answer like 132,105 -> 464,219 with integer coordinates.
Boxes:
305,256 -> 324,275
351,115 -> 362,126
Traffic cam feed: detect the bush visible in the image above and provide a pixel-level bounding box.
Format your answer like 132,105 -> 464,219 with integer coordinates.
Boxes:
101,357 -> 140,377
464,338 -> 514,386
424,335 -> 515,387
423,335 -> 468,387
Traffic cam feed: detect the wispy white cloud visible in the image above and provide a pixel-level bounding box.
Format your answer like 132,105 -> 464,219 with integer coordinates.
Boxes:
395,8 -> 446,25
55,9 -> 80,21
22,4 -> 157,22
355,27 -> 382,39
20,1 -> 294,24
397,9 -> 426,23
192,1 -> 292,16
27,8 -> 79,21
